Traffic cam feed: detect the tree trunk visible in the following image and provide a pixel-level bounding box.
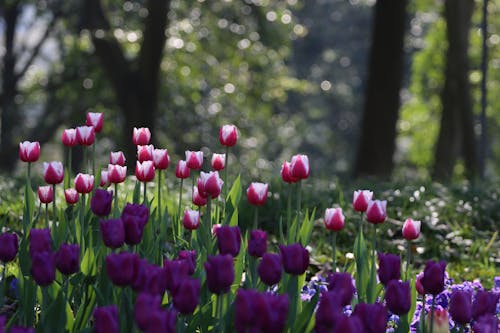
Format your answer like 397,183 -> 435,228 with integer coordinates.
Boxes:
432,0 -> 477,181
354,0 -> 408,179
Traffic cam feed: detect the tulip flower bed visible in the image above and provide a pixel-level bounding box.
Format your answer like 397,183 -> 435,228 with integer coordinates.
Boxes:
1,114 -> 499,332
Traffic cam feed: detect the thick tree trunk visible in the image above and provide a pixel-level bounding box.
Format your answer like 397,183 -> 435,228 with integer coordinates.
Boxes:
432,0 -> 477,181
354,0 -> 408,179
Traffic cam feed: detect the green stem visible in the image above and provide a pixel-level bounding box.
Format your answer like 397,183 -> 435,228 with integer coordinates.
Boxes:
429,295 -> 436,333
420,294 -> 426,333
406,240 -> 412,281
45,204 -> 49,229
114,183 -> 119,217
253,207 -> 258,230
80,194 -> 85,248
295,181 -> 302,242
359,211 -> 363,235
52,184 -> 57,225
216,294 -> 224,332
286,183 -> 292,239
176,179 -> 184,242
83,147 -> 87,174
157,170 -> 162,227
92,143 -> 96,181
27,162 -> 31,190
372,224 -> 377,255
0,263 -> 6,308
332,232 -> 337,273
143,181 -> 147,204
68,148 -> 72,188
223,146 -> 229,223
42,286 -> 49,327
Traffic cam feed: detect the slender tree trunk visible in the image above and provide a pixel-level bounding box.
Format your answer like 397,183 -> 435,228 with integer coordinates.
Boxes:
354,0 -> 408,179
432,0 -> 477,181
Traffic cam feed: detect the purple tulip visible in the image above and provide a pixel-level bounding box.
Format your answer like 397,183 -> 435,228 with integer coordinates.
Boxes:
472,315 -> 499,333
0,316 -> 5,333
29,228 -> 51,256
235,289 -> 260,333
122,203 -> 149,245
353,303 -> 388,333
332,314 -> 364,333
94,305 -> 119,333
164,259 -> 190,295
172,277 -> 201,314
248,230 -> 267,257
134,293 -> 162,331
377,252 -> 401,286
0,232 -> 18,262
91,189 -> 113,217
216,225 -> 241,257
30,251 -> 55,286
55,243 -> 80,275
204,254 -> 234,295
421,260 -> 446,295
142,308 -> 177,333
315,291 -> 343,332
385,280 -> 411,315
472,291 -> 500,321
257,293 -> 289,333
449,290 -> 472,325
279,243 -> 309,275
327,272 -> 355,306
100,218 -> 125,249
178,250 -> 196,275
132,260 -> 167,295
105,252 -> 139,287
257,253 -> 282,286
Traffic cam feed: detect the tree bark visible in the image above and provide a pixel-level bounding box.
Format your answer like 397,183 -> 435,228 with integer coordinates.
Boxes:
354,0 -> 408,179
432,0 -> 477,181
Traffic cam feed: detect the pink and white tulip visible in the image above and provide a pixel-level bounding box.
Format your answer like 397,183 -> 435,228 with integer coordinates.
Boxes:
246,182 -> 269,206
290,154 -> 310,180
197,171 -> 223,199
76,126 -> 95,146
175,160 -> 190,179
64,188 -> 79,205
86,112 -> 103,133
280,160 -> 298,184
183,209 -> 200,230
61,129 -> 77,147
211,153 -> 225,171
137,145 -> 154,162
108,164 -> 127,184
353,190 -> 373,212
19,141 -> 40,163
366,200 -> 387,224
38,186 -> 54,204
185,151 -> 203,170
109,151 -> 126,166
43,161 -> 64,185
153,149 -> 169,170
132,127 -> 151,145
100,170 -> 110,187
192,186 -> 207,207
219,124 -> 238,147
135,161 -> 155,182
75,173 -> 94,194
324,208 -> 345,231
402,218 -> 421,240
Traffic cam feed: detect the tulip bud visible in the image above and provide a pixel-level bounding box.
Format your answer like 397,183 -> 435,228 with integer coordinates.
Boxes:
133,127 -> 151,146
279,243 -> 309,275
86,112 -> 103,133
246,182 -> 268,206
178,250 -> 196,276
421,260 -> 446,295
192,186 -> 207,207
472,291 -> 500,320
426,309 -> 449,333
280,160 -> 298,183
43,161 -> 64,185
19,141 -> 40,163
61,129 -> 77,147
175,160 -> 190,179
0,232 -> 18,262
134,293 -> 162,331
163,259 -> 190,295
204,254 -> 234,295
135,161 -> 155,182
185,150 -> 203,170
315,291 -> 343,332
211,153 -> 225,171
366,200 -> 387,224
182,209 -> 200,230
31,251 -> 56,286
29,228 -> 51,256
100,170 -> 110,187
219,124 -> 238,147
385,280 -> 411,315
197,171 -> 223,199
333,315 -> 364,333
172,277 -> 201,314
212,224 -> 221,237
108,164 -> 127,183
131,261 -> 167,295
91,189 -> 113,217
64,188 -> 79,205
137,145 -> 154,162
74,173 -> 94,194
258,293 -> 289,333
153,149 -> 169,169
109,151 -> 126,166
416,272 -> 425,295
353,303 -> 388,333
122,203 -> 149,245
76,126 -> 95,146
93,305 -> 119,333
100,219 -> 125,249
216,225 -> 241,257
402,218 -> 421,240
248,230 -> 267,257
377,252 -> 401,286
37,185 -> 53,204
143,308 -> 177,333
353,190 -> 373,212
257,253 -> 282,286
449,290 -> 472,325
472,315 -> 499,333
327,272 -> 355,306
105,251 -> 140,286
324,207 -> 345,231
290,154 -> 310,180
235,289 -> 261,332
55,243 -> 80,275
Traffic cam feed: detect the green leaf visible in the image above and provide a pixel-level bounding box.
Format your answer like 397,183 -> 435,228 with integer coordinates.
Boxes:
294,288 -> 320,332
353,232 -> 369,303
228,175 -> 242,208
299,208 -> 316,246
133,181 -> 141,204
81,247 -> 96,277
